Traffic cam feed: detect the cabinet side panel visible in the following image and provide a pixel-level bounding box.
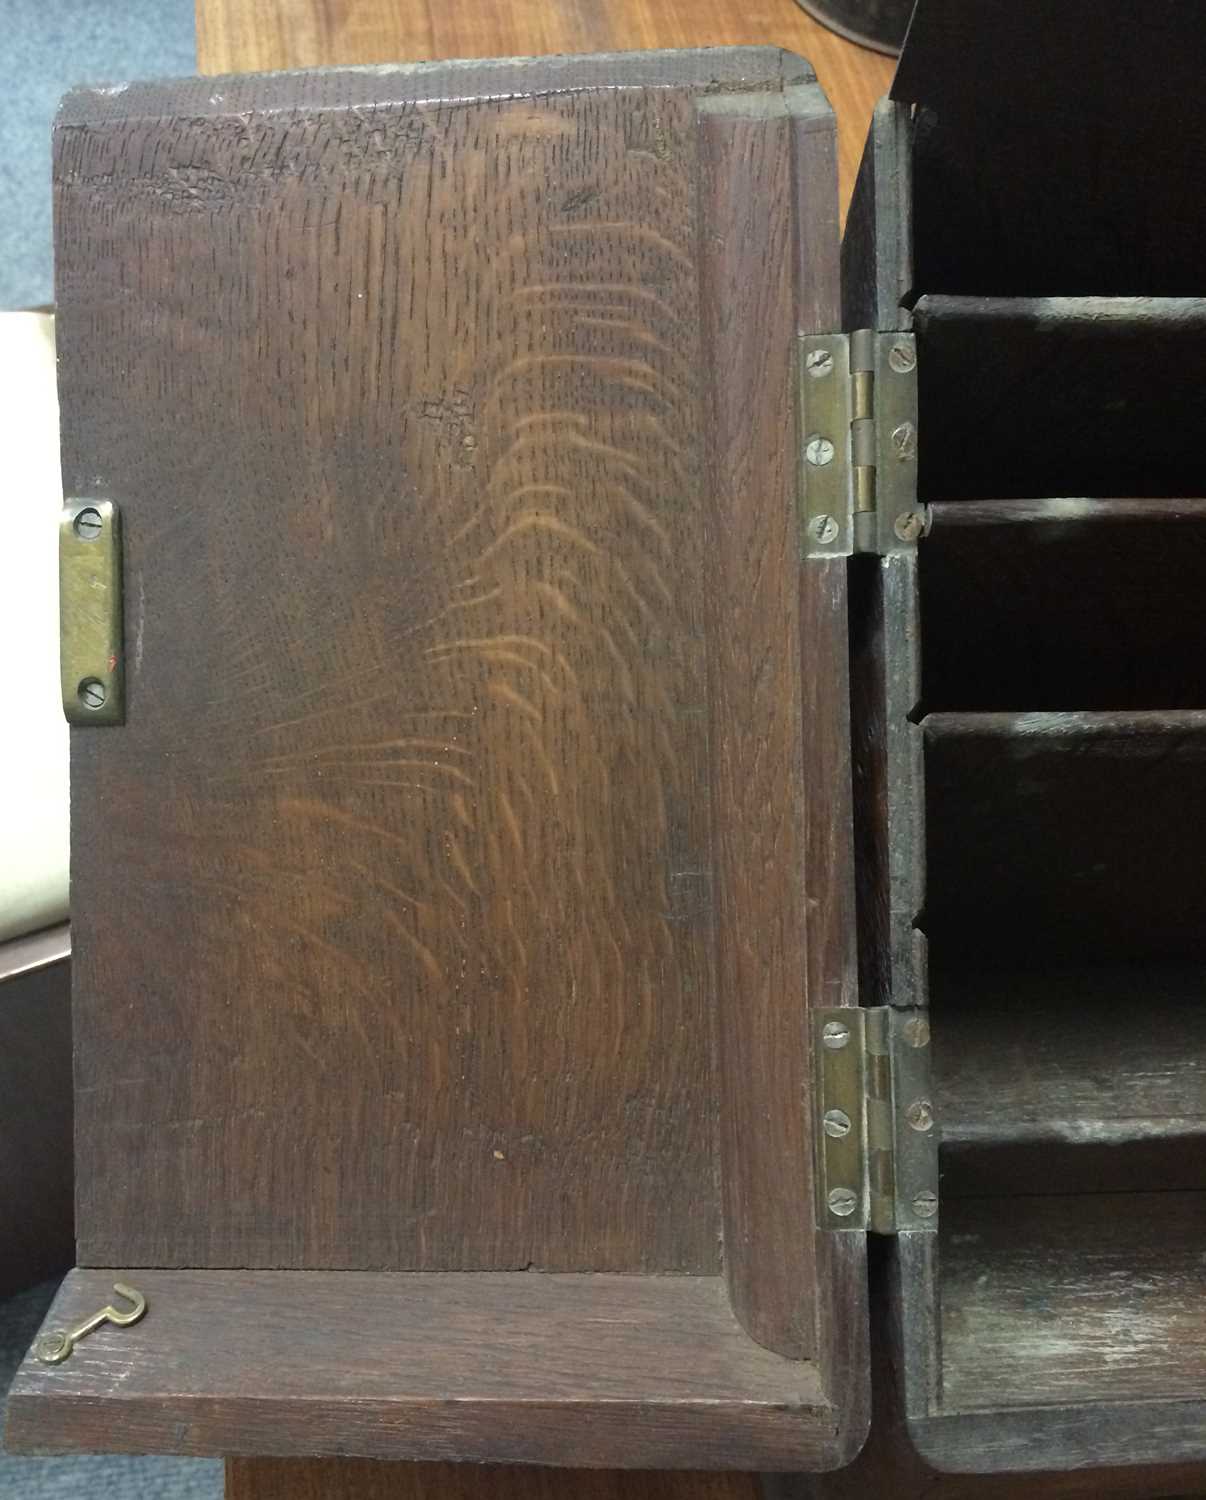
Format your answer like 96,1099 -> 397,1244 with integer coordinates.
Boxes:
57,75 -> 730,1272
697,82 -> 865,1400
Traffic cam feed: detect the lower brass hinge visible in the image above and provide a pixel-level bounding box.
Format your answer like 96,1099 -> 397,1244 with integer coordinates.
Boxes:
798,331 -> 925,557
813,1006 -> 939,1234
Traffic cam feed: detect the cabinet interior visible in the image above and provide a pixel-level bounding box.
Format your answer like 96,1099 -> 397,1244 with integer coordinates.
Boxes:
905,321 -> 1206,1419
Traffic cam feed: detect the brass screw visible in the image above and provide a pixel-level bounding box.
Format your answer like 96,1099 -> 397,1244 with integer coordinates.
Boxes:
806,348 -> 834,378
823,1109 -> 852,1138
891,422 -> 918,462
35,1332 -> 71,1365
805,435 -> 836,468
821,1020 -> 850,1050
828,1187 -> 859,1217
73,507 -> 103,540
889,342 -> 916,374
905,1098 -> 935,1133
902,1015 -> 930,1049
811,514 -> 839,544
894,510 -> 926,542
78,678 -> 107,711
912,1190 -> 939,1219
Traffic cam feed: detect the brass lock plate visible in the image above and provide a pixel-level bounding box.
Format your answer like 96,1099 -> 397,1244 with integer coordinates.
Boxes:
60,499 -> 124,726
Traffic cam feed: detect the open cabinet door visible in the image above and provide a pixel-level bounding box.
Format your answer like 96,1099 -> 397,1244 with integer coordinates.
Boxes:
6,49 -> 869,1470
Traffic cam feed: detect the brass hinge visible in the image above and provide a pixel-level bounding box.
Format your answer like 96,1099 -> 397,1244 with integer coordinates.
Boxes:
813,1006 -> 939,1234
60,499 -> 124,726
797,331 -> 925,558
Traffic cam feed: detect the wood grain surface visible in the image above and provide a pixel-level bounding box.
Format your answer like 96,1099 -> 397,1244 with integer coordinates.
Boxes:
7,1268 -> 841,1469
194,0 -> 893,221
695,82 -> 848,1364
58,52 -> 832,1288
781,1242 -> 1206,1500
43,43 -> 866,1469
934,964 -> 1206,1197
941,1193 -> 1206,1411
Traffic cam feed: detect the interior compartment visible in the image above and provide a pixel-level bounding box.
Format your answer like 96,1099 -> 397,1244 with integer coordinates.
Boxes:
939,1193 -> 1206,1413
914,296 -> 1206,502
917,632 -> 1206,1414
893,0 -> 1206,298
924,710 -> 1206,967
934,965 -> 1206,1197
919,504 -> 1206,711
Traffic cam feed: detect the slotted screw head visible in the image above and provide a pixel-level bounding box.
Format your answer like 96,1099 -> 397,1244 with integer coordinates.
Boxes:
823,1109 -> 852,1138
905,1098 -> 935,1133
806,348 -> 834,378
891,423 -> 918,462
828,1187 -> 859,1218
821,1020 -> 850,1050
889,341 -> 916,374
73,506 -> 103,540
805,435 -> 836,468
894,509 -> 925,542
912,1190 -> 939,1219
78,678 -> 107,711
811,514 -> 839,544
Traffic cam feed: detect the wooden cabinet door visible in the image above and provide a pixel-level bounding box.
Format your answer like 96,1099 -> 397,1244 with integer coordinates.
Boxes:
8,47 -> 867,1470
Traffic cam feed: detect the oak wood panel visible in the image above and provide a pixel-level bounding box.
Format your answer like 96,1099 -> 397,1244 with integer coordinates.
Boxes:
696,84 -> 852,1364
56,52 -> 832,1278
940,1193 -> 1206,1413
194,0 -> 894,221
227,1461 -> 764,1500
40,48 -> 867,1470
6,1269 -> 845,1468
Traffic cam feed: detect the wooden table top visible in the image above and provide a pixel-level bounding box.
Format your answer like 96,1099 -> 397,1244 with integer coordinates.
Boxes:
195,0 -> 895,219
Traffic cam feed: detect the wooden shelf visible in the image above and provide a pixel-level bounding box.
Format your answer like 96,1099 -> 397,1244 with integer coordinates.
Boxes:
914,297 -> 1206,502
5,1269 -> 849,1469
933,963 -> 1206,1196
920,501 -> 1206,712
939,1193 -> 1206,1413
923,710 -> 1206,964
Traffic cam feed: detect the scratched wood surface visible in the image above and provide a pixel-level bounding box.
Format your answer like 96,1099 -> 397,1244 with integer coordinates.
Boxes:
941,1193 -> 1206,1411
934,964 -> 1206,1197
194,0 -> 893,220
58,51 -> 828,1285
54,63 -> 861,1450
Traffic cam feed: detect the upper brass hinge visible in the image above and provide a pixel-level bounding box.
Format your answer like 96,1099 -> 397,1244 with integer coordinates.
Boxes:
797,331 -> 925,557
813,1006 -> 939,1235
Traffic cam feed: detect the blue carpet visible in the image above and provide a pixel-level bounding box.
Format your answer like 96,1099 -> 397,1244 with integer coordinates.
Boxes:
0,0 -> 197,308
